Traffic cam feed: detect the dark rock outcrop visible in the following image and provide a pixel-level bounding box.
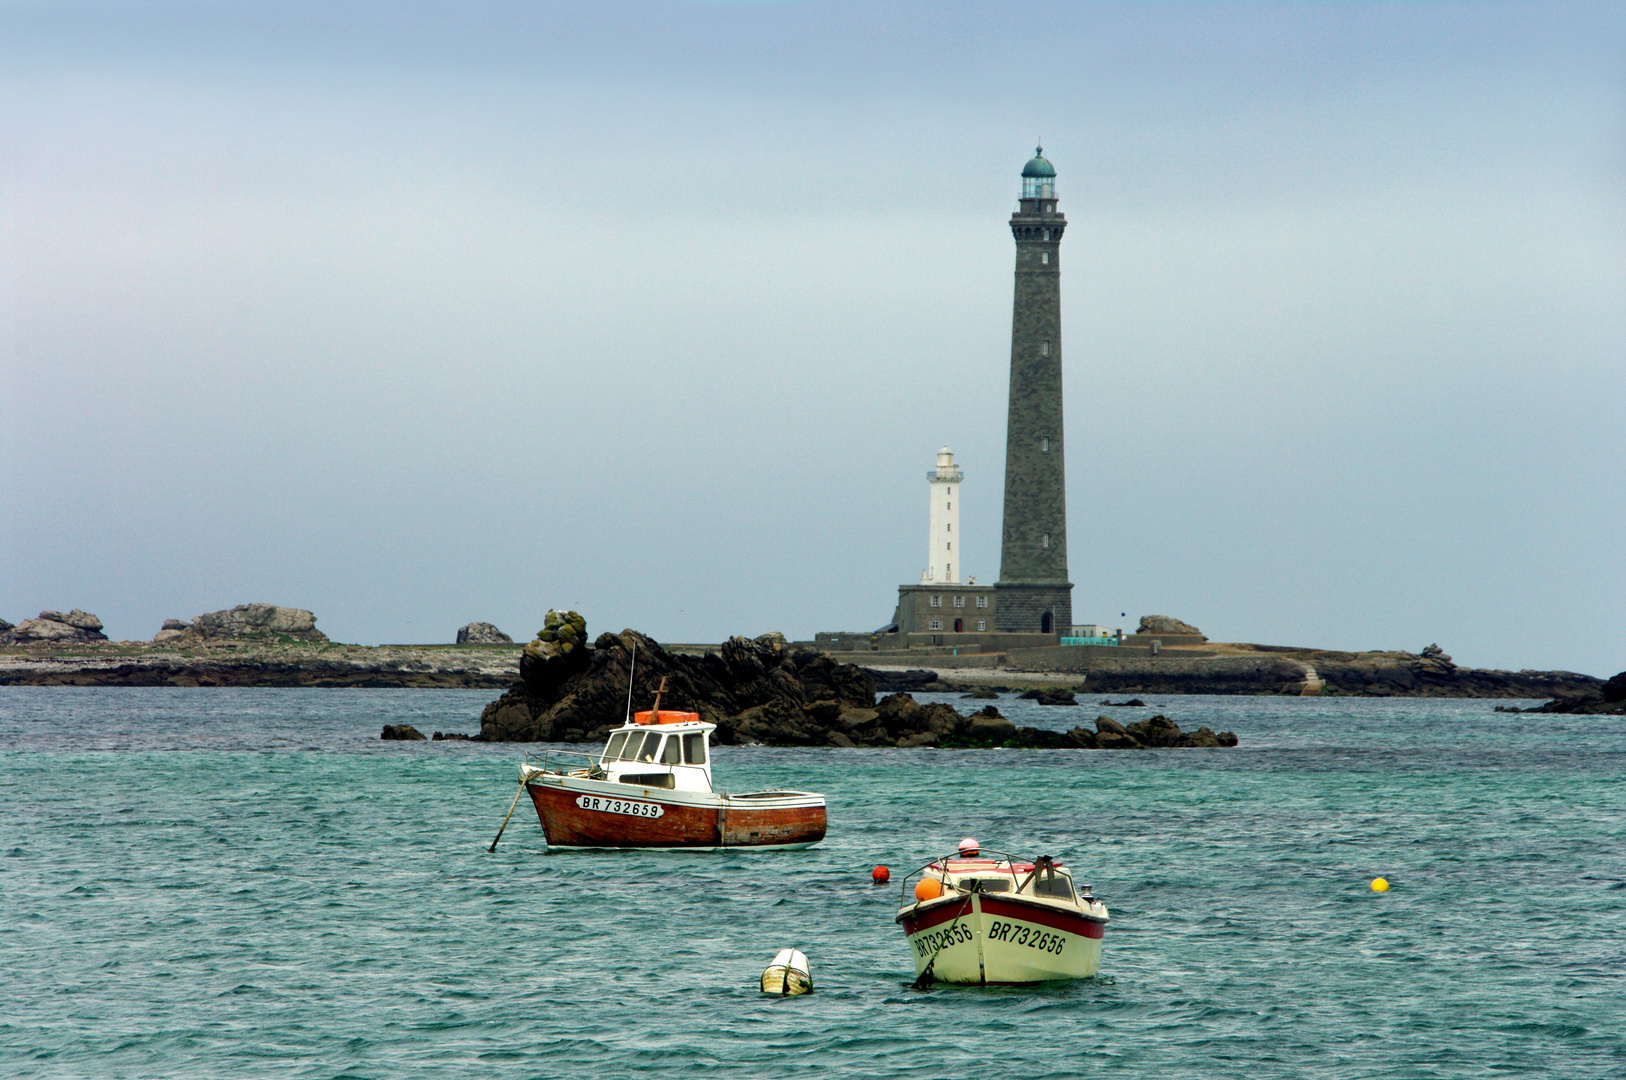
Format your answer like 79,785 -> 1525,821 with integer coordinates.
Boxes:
432,731 -> 474,740
479,622 -> 877,744
1,610 -> 108,644
1097,713 -> 1236,749
865,668 -> 940,692
1100,698 -> 1147,707
1523,671 -> 1626,715
1018,687 -> 1079,706
457,622 -> 513,645
381,724 -> 426,740
479,623 -> 1242,749
959,687 -> 999,699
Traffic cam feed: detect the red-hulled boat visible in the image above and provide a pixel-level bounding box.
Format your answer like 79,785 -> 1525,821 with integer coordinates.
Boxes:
519,699 -> 826,850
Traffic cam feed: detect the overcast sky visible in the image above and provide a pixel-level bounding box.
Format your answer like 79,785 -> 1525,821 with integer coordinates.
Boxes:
2,2 -> 1622,675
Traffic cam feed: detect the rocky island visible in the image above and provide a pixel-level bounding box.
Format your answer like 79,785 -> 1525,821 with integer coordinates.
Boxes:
471,611 -> 1238,749
1,605 -> 1612,721
0,604 -> 519,688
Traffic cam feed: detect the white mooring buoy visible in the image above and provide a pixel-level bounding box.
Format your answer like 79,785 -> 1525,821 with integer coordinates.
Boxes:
760,948 -> 812,996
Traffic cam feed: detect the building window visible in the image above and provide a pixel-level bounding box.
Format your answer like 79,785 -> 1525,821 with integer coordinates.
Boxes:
946,523 -> 951,532
977,619 -> 987,631
953,596 -> 965,608
1042,534 -> 1050,548
1043,229 -> 1050,241
946,563 -> 952,578
930,595 -> 941,608
1041,251 -> 1049,265
946,542 -> 951,551
1041,340 -> 1050,356
946,502 -> 951,510
929,619 -> 943,631
947,487 -> 952,495
1041,437 -> 1049,452
976,596 -> 988,608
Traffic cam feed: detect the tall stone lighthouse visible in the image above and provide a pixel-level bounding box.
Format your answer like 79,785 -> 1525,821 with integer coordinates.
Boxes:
995,147 -> 1073,635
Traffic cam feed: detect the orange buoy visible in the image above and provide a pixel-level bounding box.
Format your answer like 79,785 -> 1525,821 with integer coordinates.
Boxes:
871,865 -> 890,884
914,877 -> 943,902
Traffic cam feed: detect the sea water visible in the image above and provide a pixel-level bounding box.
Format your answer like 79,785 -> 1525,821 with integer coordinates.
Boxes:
1,687 -> 1622,1079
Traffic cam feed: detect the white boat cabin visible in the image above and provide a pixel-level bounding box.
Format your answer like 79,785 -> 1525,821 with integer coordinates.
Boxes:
917,856 -> 1087,905
597,710 -> 715,792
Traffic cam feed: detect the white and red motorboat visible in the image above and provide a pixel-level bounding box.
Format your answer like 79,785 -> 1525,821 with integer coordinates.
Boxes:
896,840 -> 1109,984
518,693 -> 826,850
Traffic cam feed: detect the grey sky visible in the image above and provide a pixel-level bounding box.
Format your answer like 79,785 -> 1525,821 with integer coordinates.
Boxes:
2,2 -> 1622,675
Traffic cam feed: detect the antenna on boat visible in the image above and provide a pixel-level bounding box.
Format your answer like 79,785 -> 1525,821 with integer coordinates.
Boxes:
623,640 -> 638,725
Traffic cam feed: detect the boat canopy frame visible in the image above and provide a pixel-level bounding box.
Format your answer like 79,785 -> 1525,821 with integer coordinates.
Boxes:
897,848 -> 1087,911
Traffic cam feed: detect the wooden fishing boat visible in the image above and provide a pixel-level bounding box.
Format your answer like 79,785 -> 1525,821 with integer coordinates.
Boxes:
518,683 -> 825,850
896,840 -> 1109,984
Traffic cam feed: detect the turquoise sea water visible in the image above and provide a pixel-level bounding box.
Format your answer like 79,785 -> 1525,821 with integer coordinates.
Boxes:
2,687 -> 1622,1079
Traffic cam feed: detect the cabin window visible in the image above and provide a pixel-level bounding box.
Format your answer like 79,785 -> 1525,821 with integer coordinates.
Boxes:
1035,876 -> 1075,900
602,731 -> 628,762
960,878 -> 1011,893
682,732 -> 707,765
660,736 -> 681,764
632,732 -> 660,762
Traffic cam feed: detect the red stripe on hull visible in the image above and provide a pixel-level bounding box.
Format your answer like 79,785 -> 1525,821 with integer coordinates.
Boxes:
526,783 -> 826,848
897,897 -> 977,934
979,895 -> 1105,939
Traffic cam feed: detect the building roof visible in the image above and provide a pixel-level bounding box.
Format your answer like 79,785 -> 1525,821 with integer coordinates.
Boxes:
1021,147 -> 1056,178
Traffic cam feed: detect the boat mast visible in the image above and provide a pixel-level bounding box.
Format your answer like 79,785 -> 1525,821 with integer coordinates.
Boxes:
622,641 -> 637,725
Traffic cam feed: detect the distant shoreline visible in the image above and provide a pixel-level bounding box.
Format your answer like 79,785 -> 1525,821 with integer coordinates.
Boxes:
0,638 -> 1603,700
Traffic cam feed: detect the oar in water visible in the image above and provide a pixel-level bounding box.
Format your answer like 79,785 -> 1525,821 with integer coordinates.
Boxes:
487,781 -> 528,852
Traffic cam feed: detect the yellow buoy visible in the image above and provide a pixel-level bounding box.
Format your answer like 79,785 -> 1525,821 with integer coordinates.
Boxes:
1370,877 -> 1390,892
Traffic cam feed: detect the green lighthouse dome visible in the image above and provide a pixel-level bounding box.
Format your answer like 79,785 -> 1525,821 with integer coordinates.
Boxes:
1021,147 -> 1056,178
1021,146 -> 1056,200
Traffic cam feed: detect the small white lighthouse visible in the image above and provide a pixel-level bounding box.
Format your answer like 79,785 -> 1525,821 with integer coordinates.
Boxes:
921,446 -> 964,584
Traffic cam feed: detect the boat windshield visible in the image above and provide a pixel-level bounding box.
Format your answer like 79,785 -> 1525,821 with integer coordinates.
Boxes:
660,736 -> 681,764
631,732 -> 661,763
1034,875 -> 1074,900
682,732 -> 706,765
962,878 -> 1011,893
602,731 -> 629,762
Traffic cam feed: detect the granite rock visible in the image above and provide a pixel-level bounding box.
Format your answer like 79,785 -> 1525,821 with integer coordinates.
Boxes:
1138,615 -> 1204,638
193,604 -> 327,642
456,622 -> 513,645
6,610 -> 108,643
